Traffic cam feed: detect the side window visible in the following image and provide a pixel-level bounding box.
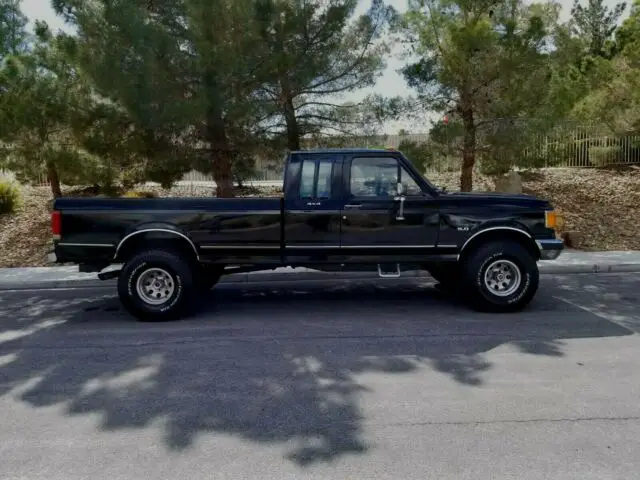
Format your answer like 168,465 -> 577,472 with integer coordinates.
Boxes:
350,157 -> 398,197
399,165 -> 423,196
299,160 -> 315,198
285,159 -> 301,193
299,158 -> 333,199
316,161 -> 333,198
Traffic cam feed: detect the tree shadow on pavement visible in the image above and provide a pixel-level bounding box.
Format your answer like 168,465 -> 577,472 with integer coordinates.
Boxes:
0,275 -> 636,466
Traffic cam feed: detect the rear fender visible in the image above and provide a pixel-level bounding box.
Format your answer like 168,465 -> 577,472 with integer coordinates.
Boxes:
114,223 -> 199,262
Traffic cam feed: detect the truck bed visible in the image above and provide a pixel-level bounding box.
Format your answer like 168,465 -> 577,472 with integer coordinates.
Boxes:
53,196 -> 285,265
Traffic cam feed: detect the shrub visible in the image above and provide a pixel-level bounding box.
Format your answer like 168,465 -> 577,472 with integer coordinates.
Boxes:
398,139 -> 435,174
232,154 -> 258,188
0,176 -> 22,214
122,190 -> 158,198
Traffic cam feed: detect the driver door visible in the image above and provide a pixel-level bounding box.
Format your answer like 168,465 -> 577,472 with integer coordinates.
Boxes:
339,153 -> 439,261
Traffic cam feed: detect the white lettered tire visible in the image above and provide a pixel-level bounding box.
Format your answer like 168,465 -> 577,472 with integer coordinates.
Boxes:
463,241 -> 539,312
117,250 -> 197,321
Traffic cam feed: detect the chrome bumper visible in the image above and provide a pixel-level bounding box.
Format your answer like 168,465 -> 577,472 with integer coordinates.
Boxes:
536,239 -> 564,260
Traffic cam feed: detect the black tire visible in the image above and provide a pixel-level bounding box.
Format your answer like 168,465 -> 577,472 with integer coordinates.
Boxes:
117,249 -> 198,321
463,241 -> 539,312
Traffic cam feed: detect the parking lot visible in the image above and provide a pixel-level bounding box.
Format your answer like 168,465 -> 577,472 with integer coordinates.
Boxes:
1,273 -> 639,479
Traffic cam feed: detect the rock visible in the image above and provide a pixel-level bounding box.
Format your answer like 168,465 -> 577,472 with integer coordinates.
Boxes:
494,171 -> 522,194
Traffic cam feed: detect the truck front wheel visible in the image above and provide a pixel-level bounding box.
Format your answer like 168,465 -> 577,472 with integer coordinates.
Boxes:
117,249 -> 197,321
463,241 -> 539,312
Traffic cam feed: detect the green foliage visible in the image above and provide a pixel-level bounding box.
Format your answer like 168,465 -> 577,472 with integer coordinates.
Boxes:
0,19 -> 98,196
395,0 -> 556,189
571,0 -> 626,57
50,0 -> 287,196
616,0 -> 640,54
0,174 -> 21,214
232,154 -> 258,188
0,0 -> 28,57
0,0 -> 635,199
566,0 -> 640,138
252,0 -> 393,148
397,139 -> 433,173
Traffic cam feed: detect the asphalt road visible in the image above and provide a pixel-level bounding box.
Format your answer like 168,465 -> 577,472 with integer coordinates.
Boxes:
1,273 -> 639,480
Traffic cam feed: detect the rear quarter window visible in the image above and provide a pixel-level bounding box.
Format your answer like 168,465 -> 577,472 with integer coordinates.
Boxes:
298,158 -> 334,198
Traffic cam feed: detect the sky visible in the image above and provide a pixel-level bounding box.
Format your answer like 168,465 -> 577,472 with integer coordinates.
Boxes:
19,0 -> 630,134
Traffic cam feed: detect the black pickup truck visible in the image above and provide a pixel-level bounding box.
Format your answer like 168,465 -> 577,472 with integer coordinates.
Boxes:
52,148 -> 564,321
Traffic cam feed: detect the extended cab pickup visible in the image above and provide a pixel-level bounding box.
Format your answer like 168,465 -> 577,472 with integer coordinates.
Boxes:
52,148 -> 564,320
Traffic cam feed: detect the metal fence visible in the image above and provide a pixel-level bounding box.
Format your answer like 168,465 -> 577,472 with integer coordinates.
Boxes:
242,128 -> 640,182
3,126 -> 640,188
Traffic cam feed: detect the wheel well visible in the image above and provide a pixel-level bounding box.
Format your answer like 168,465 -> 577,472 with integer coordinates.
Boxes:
115,232 -> 199,265
459,228 -> 540,263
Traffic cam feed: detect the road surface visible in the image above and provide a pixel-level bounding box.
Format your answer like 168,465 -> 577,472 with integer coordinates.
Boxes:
0,274 -> 639,479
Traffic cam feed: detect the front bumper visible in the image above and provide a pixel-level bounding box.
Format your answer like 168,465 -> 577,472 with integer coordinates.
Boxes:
536,238 -> 564,260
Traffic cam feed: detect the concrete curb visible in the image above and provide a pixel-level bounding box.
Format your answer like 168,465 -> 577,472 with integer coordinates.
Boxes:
537,263 -> 640,274
1,262 -> 640,291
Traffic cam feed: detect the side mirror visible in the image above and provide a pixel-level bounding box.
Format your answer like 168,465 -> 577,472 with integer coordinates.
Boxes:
396,182 -> 405,196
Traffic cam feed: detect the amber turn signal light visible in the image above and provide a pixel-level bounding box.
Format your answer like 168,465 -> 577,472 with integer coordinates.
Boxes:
545,210 -> 562,230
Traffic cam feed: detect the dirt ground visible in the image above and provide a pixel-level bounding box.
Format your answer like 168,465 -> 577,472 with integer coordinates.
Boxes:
0,167 -> 638,268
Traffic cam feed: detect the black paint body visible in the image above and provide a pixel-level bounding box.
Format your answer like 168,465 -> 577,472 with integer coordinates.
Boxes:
53,149 -> 562,271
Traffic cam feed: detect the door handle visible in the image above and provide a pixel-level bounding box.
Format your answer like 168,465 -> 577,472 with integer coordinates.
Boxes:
344,204 -> 362,209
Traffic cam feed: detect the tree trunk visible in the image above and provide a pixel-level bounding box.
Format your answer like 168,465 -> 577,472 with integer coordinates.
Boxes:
278,68 -> 300,151
203,71 -> 235,198
460,140 -> 475,192
459,97 -> 476,192
212,147 -> 234,198
206,121 -> 235,198
283,93 -> 300,151
47,162 -> 62,198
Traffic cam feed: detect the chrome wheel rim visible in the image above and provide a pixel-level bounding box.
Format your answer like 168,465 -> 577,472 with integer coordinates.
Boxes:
136,268 -> 175,305
483,259 -> 521,297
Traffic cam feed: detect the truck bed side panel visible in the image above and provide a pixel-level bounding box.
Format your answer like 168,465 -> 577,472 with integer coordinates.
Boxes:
53,197 -> 284,265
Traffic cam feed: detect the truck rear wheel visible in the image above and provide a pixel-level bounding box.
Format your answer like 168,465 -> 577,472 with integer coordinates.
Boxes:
463,240 -> 539,312
117,249 -> 197,321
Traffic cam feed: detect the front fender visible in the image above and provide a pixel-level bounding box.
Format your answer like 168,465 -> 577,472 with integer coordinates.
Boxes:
460,222 -> 534,250
456,221 -> 542,261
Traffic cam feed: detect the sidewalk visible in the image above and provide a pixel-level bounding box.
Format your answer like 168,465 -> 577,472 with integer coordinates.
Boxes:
0,250 -> 639,291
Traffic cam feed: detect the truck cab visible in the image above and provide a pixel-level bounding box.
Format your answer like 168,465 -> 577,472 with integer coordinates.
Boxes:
282,149 -> 446,268
281,149 -> 561,267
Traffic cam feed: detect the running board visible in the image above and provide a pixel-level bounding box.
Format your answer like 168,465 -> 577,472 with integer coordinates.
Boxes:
377,263 -> 401,278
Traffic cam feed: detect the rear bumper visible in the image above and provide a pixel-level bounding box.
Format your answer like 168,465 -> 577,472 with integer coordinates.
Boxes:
536,238 -> 564,260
